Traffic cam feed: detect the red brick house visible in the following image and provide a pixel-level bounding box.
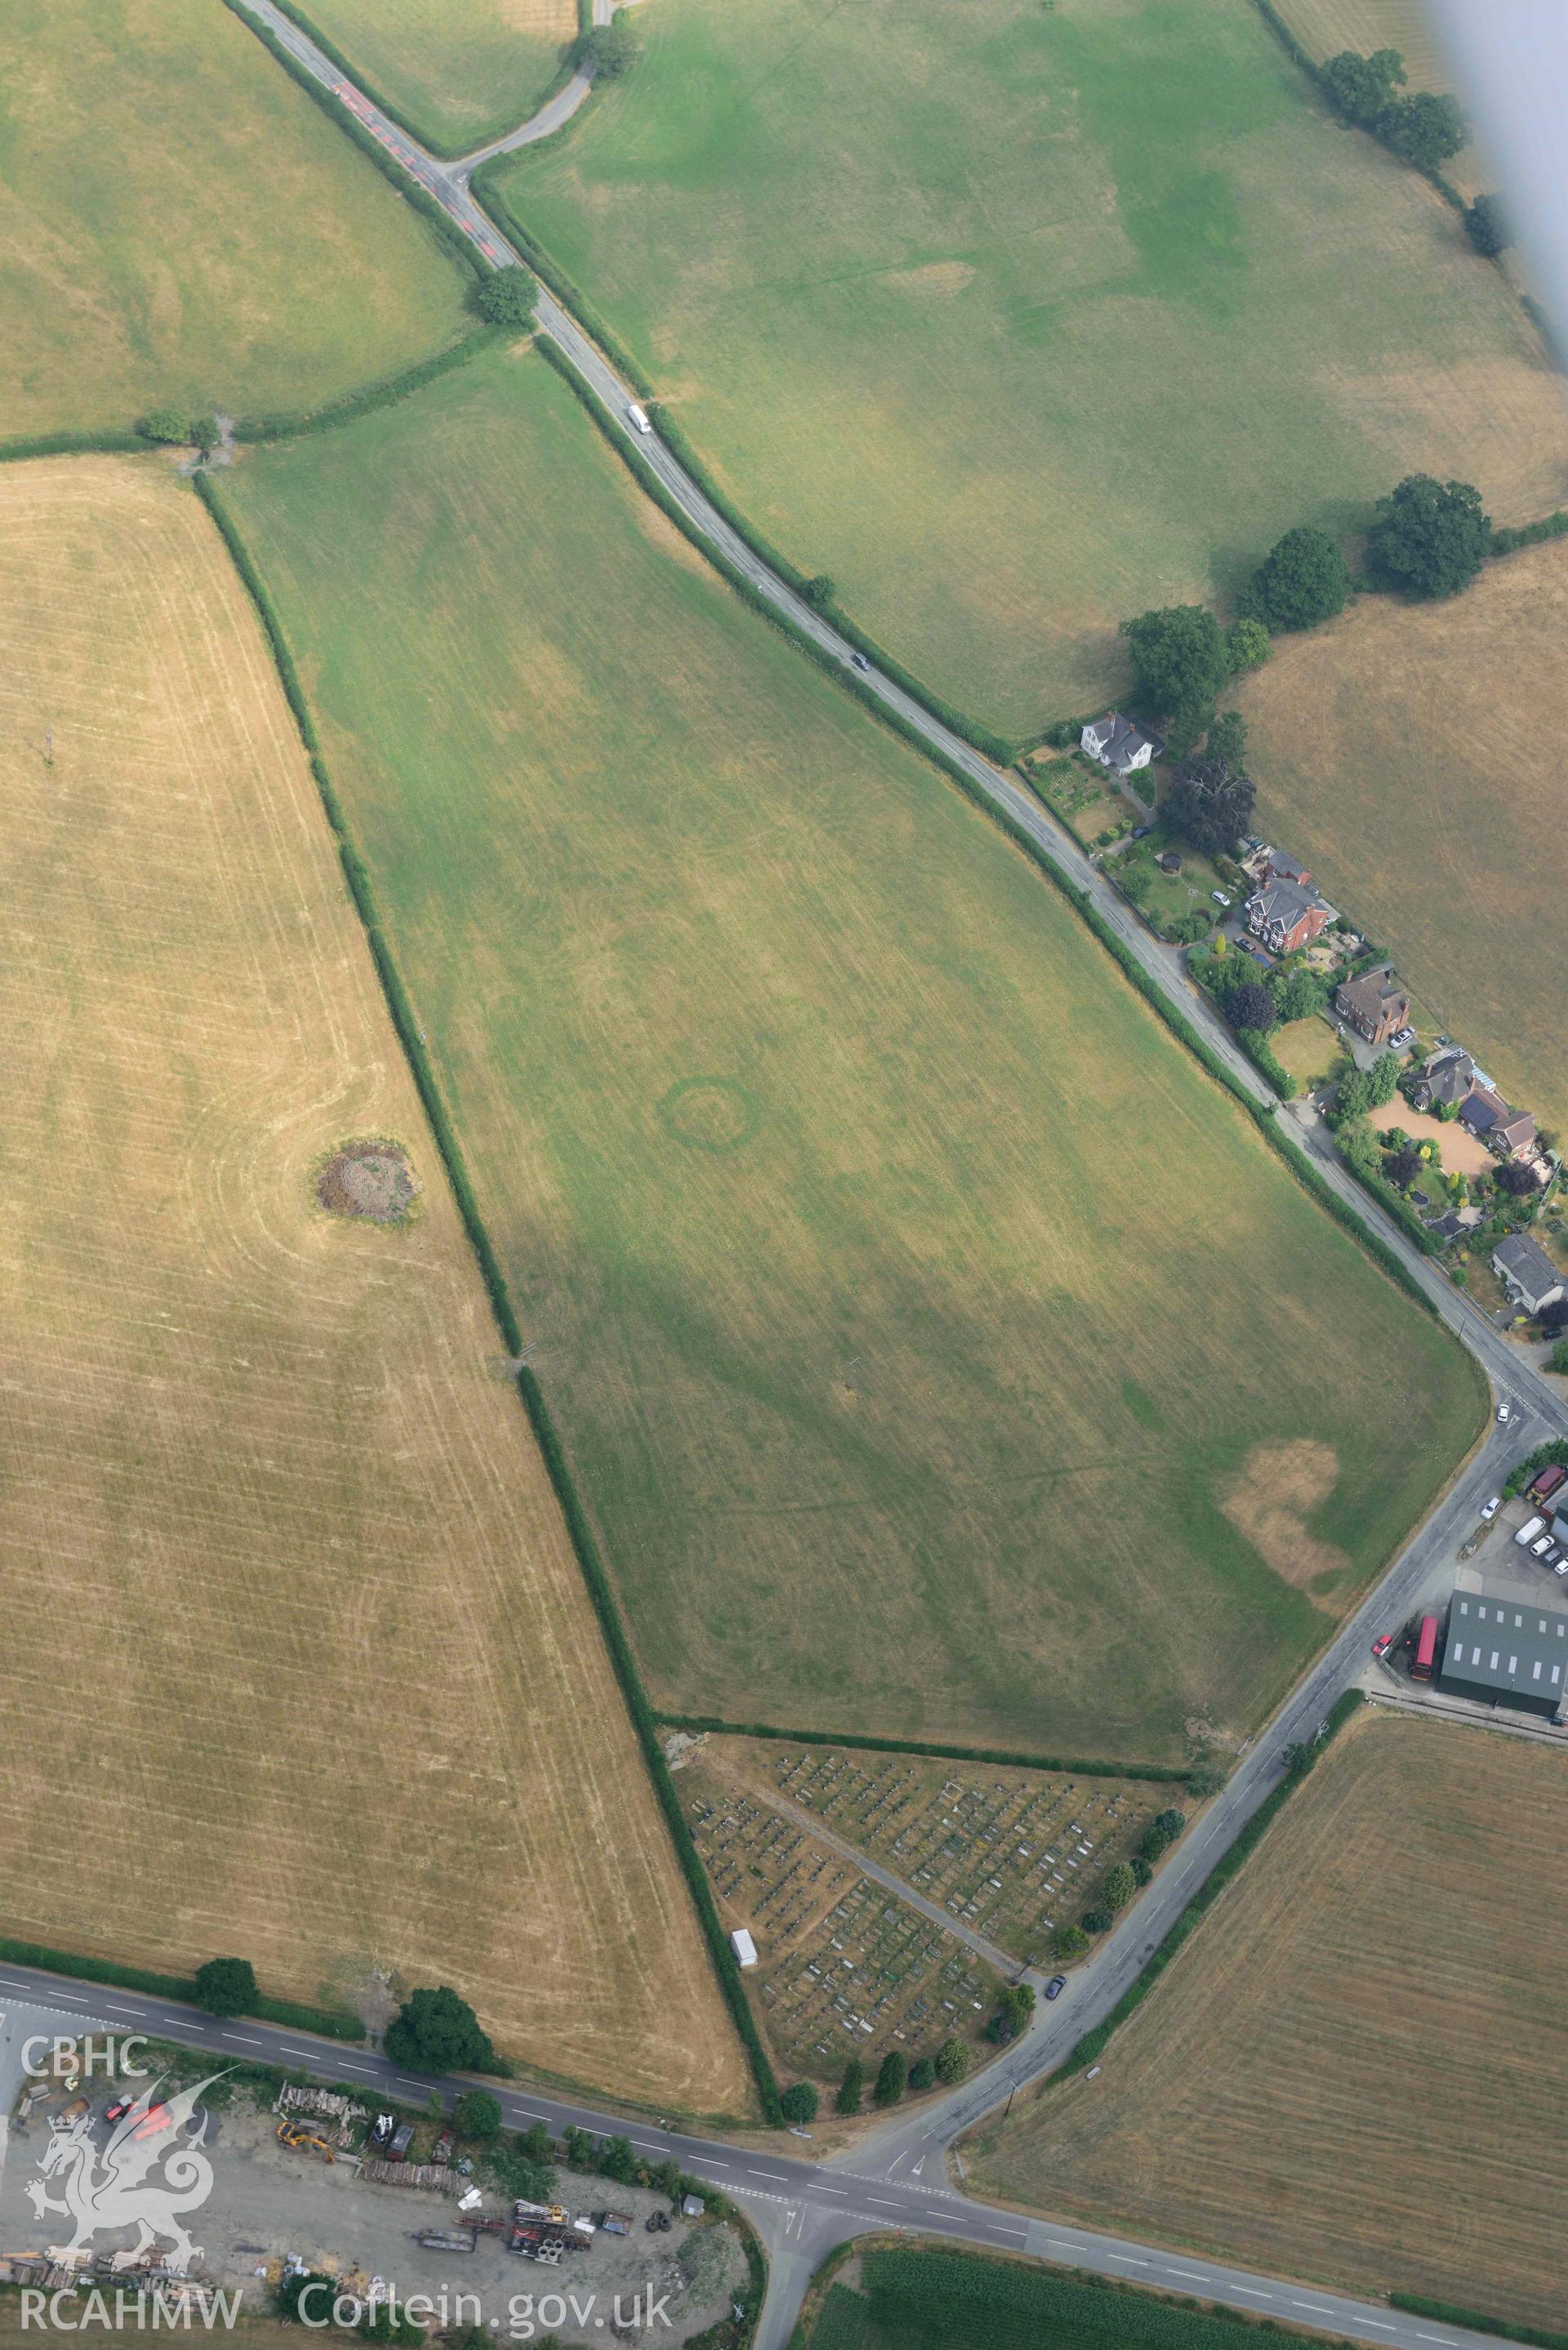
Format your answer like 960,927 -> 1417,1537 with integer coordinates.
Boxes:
1334,968 -> 1410,1047
1245,872 -> 1336,956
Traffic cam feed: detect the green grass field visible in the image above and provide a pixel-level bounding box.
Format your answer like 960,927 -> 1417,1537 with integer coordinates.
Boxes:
225,344 -> 1479,1759
0,0 -> 470,438
808,2250 -> 1328,2350
297,0 -> 577,154
486,0 -> 1568,739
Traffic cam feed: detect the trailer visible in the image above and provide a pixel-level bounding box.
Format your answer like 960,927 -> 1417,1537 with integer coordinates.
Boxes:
412,2233 -> 474,2255
1411,1614 -> 1441,1682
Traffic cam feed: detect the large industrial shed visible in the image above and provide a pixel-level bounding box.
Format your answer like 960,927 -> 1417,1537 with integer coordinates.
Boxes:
1438,1588 -> 1568,1720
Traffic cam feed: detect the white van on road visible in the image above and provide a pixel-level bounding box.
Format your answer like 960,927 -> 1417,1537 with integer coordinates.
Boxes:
627,402 -> 653,435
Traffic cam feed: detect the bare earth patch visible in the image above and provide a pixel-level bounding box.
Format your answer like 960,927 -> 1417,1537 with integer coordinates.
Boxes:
1221,1438 -> 1347,1597
318,1139 -> 418,1223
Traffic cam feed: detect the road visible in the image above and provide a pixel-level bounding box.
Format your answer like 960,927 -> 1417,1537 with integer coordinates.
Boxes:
210,10 -> 1568,2341
0,1951 -> 1527,2350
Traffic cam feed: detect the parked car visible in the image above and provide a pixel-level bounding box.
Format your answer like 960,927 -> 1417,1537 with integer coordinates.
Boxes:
1497,1402 -> 1512,1423
1130,825 -> 1152,841
1371,1632 -> 1394,1660
1390,1026 -> 1415,1050
1531,1533 -> 1555,1558
1556,1559 -> 1568,1578
1480,1495 -> 1502,1522
1543,1545 -> 1564,1568
1044,1975 -> 1067,2000
1211,891 -> 1231,907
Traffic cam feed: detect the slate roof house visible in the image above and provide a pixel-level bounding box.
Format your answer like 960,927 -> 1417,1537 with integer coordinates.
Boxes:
1245,872 -> 1335,956
1080,712 -> 1160,777
1335,968 -> 1410,1047
1491,1233 -> 1565,1315
1409,1046 -> 1477,1113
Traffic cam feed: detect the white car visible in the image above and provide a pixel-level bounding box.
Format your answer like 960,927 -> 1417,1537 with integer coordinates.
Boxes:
1531,1533 -> 1555,1558
1497,1403 -> 1511,1424
1212,891 -> 1231,908
1480,1495 -> 1502,1522
1389,1025 -> 1415,1050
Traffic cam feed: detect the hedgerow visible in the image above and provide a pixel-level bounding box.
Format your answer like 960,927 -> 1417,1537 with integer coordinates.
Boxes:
656,1715 -> 1188,1785
216,0 -> 484,278
234,329 -> 500,444
1055,1692 -> 1364,2080
0,1938 -> 363,2041
194,470 -> 778,2127
1388,2296 -> 1568,2350
832,2249 -> 1348,2350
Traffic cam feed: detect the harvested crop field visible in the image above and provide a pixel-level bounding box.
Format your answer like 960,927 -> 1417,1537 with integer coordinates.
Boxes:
225,345 -> 1480,1764
1237,539 -> 1568,1137
0,456 -> 747,2121
969,1709 -> 1568,2330
488,0 -> 1568,736
300,0 -> 577,152
0,0 -> 469,439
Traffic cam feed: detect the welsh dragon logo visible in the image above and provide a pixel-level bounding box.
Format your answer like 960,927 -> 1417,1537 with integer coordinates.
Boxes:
25,2076 -> 223,2271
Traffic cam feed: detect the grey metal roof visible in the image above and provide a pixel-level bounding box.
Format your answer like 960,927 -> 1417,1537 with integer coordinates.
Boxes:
1441,1589 -> 1568,1707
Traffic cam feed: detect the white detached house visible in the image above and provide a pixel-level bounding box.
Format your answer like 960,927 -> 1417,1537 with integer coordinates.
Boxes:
1080,711 -> 1160,777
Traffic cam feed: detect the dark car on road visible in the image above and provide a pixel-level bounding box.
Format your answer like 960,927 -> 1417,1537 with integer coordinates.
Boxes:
1045,1975 -> 1068,2000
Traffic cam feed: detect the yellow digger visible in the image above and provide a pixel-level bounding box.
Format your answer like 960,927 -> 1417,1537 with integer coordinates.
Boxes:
277,2120 -> 336,2164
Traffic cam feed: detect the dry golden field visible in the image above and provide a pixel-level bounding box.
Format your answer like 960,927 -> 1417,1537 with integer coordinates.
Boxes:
1238,538 -> 1568,1138
0,457 -> 748,2121
970,1709 -> 1568,2330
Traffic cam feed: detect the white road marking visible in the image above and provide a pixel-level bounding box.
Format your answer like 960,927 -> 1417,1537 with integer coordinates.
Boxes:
746,2169 -> 787,2181
814,2187 -> 848,2196
329,2060 -> 376,2074
396,2078 -> 430,2090
221,2033 -> 265,2045
864,2198 -> 906,2210
99,2002 -> 149,2016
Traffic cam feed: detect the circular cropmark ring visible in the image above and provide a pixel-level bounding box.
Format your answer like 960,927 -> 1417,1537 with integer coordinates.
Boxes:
655,1076 -> 762,1154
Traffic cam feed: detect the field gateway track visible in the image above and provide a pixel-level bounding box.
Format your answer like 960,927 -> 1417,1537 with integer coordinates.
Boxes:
0,454 -> 749,2120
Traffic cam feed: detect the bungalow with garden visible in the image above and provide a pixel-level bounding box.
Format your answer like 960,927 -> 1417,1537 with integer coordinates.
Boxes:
1080,712 -> 1161,777
1460,1086 -> 1536,1161
1335,968 -> 1410,1048
1245,874 -> 1336,957
1492,1233 -> 1566,1316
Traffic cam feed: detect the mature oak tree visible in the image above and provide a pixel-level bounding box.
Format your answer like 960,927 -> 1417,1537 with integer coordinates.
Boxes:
1251,524 -> 1349,631
1365,474 -> 1490,599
